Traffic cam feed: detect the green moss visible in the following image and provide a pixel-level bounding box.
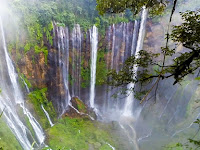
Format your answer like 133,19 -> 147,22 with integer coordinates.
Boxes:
44,22 -> 53,46
8,43 -> 14,54
74,98 -> 87,113
80,50 -> 107,88
34,46 -> 48,64
0,119 -> 22,150
68,74 -> 74,87
46,117 -> 116,150
24,43 -> 31,53
28,88 -> 56,129
96,50 -> 108,85
19,74 -> 32,89
163,143 -> 184,150
80,56 -> 90,88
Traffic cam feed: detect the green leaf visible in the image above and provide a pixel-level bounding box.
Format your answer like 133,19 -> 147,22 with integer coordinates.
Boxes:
195,77 -> 200,80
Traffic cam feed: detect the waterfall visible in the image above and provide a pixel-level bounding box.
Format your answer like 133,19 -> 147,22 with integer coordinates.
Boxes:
137,130 -> 152,142
106,142 -> 115,150
119,121 -> 140,150
53,22 -> 136,116
20,76 -> 30,93
0,17 -> 45,149
111,24 -> 115,70
71,24 -> 82,98
20,104 -> 45,144
89,25 -> 98,108
122,20 -> 139,117
107,24 -> 116,111
123,7 -> 148,117
98,22 -> 136,117
57,26 -> 71,113
41,105 -> 54,127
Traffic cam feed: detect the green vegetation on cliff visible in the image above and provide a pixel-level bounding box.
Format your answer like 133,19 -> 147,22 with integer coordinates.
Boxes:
96,51 -> 108,85
80,56 -> 90,88
28,88 -> 56,129
19,74 -> 32,89
73,97 -> 87,113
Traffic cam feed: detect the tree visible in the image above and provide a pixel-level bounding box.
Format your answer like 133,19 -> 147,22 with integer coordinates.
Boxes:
96,0 -> 200,100
96,0 -> 168,16
107,9 -> 200,100
97,1 -> 200,149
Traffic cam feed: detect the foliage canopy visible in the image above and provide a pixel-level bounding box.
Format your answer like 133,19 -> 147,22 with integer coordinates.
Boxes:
96,0 -> 168,16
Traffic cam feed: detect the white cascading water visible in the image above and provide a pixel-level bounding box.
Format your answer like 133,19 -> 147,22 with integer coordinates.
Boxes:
106,142 -> 116,150
62,27 -> 71,106
20,76 -> 30,93
20,104 -> 45,144
121,23 -> 126,64
41,105 -> 54,127
121,20 -> 139,117
20,75 -> 54,128
107,24 -> 115,110
71,24 -> 82,97
0,17 -> 45,149
111,24 -> 115,70
123,7 -> 148,117
57,26 -> 71,113
89,25 -> 98,108
101,22 -> 136,116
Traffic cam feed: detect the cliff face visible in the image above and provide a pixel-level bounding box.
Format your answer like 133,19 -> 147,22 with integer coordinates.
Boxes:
11,50 -> 47,89
47,47 -> 66,112
11,20 -> 167,114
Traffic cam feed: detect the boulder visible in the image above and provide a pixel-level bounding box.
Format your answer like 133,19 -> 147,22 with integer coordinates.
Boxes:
63,97 -> 96,120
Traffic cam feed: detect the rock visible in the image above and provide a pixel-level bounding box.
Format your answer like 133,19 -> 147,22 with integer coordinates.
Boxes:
71,97 -> 87,113
12,50 -> 48,89
63,97 -> 96,120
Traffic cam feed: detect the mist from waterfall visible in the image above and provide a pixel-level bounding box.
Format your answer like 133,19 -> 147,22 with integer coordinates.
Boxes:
0,16 -> 45,149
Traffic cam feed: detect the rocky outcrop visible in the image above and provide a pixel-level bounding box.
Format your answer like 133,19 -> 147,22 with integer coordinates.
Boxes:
63,97 -> 95,120
11,49 -> 48,89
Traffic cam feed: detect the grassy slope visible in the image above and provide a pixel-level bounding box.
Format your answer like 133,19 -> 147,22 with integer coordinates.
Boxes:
0,119 -> 22,150
46,117 -> 116,150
